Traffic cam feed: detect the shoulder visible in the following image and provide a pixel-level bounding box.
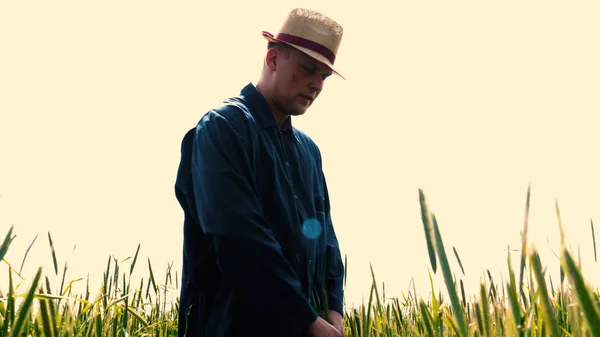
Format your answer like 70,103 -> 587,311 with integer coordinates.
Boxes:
195,97 -> 258,142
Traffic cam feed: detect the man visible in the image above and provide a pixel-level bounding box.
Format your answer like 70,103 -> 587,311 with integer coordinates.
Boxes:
174,8 -> 345,337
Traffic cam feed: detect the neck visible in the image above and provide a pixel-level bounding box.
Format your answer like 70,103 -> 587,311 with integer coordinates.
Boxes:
255,80 -> 289,129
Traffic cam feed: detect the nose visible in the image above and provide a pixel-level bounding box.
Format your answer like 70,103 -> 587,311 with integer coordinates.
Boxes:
308,75 -> 324,92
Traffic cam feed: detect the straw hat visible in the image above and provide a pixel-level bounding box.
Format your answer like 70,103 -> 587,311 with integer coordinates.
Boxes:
262,8 -> 345,79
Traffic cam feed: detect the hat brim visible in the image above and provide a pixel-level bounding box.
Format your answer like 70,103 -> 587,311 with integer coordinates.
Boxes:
262,31 -> 345,80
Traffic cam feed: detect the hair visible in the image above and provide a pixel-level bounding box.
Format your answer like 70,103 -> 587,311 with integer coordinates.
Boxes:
267,41 -> 292,59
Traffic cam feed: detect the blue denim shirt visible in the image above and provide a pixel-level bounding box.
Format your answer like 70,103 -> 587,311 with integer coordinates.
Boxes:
175,83 -> 344,337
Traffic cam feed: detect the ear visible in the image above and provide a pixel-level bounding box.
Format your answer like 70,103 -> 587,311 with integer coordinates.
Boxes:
265,47 -> 279,72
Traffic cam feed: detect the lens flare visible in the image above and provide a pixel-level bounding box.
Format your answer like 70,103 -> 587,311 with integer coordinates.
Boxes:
302,218 -> 322,239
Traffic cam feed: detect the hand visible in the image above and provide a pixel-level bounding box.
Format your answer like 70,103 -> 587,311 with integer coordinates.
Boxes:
306,317 -> 343,337
327,310 -> 344,336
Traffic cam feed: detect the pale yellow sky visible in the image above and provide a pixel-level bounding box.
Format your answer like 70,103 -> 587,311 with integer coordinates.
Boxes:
1,1 -> 599,307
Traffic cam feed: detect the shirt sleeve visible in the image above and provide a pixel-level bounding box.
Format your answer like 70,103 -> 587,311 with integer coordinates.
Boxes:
323,176 -> 345,315
190,110 -> 318,336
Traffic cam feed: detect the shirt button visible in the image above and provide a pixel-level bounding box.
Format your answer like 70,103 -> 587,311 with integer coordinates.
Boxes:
285,161 -> 290,167
308,259 -> 312,265
294,194 -> 298,200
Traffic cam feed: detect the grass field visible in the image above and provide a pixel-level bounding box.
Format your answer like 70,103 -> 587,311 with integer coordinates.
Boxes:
1,185 -> 599,336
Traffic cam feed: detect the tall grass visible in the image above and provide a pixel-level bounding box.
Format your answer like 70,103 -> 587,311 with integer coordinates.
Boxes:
1,227 -> 179,337
1,184 -> 599,336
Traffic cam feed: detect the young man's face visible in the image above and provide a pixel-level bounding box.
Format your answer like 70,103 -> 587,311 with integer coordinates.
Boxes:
271,46 -> 333,117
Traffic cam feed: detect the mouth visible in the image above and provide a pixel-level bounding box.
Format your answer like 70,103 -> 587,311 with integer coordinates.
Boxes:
297,94 -> 313,103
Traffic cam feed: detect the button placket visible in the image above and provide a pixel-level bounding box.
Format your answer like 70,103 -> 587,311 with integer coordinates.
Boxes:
279,131 -> 299,203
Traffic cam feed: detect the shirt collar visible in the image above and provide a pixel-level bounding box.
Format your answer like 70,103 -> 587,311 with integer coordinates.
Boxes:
239,82 -> 295,136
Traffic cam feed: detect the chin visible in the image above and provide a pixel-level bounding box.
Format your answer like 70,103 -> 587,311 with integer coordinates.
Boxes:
290,104 -> 310,116
291,109 -> 308,116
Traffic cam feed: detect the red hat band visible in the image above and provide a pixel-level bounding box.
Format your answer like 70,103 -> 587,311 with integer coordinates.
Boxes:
271,32 -> 336,65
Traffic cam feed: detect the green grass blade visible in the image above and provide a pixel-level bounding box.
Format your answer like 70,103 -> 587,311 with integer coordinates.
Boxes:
486,270 -> 497,303
364,281 -> 375,337
452,246 -> 465,276
0,225 -> 15,263
427,269 -> 439,322
48,232 -> 59,276
591,219 -> 597,263
441,315 -> 461,337
148,258 -> 158,295
2,266 -> 14,337
369,263 -> 382,314
474,301 -> 484,336
343,254 -> 348,290
9,266 -> 42,337
126,307 -> 149,328
59,261 -> 68,296
129,244 -> 141,277
431,213 -> 468,337
102,256 -> 111,310
18,233 -> 38,275
123,282 -> 129,334
506,247 -> 523,337
419,188 -> 437,273
480,282 -> 492,337
419,299 -> 435,337
556,199 -> 566,247
460,279 -> 466,308
85,273 -> 90,302
44,275 -> 59,336
112,255 -> 119,298
529,247 -> 561,337
95,305 -> 103,337
519,183 -> 531,296
38,286 -> 55,337
35,292 -> 89,304
561,247 -> 600,336
7,266 -> 15,326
